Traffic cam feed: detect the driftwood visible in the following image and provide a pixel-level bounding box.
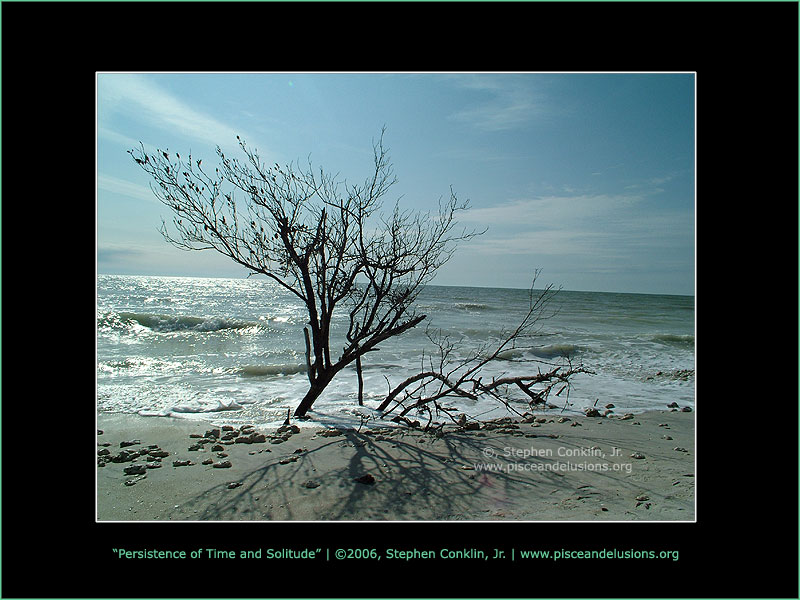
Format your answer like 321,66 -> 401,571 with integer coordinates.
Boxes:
377,272 -> 593,426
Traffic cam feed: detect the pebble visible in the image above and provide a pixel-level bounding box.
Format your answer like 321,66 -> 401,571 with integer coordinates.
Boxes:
227,481 -> 242,489
674,447 -> 688,452
124,464 -> 148,475
584,408 -> 601,417
619,413 -> 634,421
120,440 -> 141,448
557,417 -> 571,423
278,424 -> 301,435
635,494 -> 650,502
319,429 -> 343,437
279,456 -> 299,465
303,480 -> 321,489
145,462 -> 162,469
235,432 -> 266,444
110,450 -> 136,463
662,435 -> 673,440
202,458 -> 214,465
630,452 -> 646,459
213,461 -> 232,468
681,406 -> 693,412
173,460 -> 193,467
354,474 -> 376,485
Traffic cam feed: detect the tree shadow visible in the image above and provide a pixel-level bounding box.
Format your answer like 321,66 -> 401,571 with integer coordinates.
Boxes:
172,426 -> 646,521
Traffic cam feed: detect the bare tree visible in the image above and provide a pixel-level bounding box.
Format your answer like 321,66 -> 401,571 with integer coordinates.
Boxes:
376,272 -> 593,428
129,129 -> 481,417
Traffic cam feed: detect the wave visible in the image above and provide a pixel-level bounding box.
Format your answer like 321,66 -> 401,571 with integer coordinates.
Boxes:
170,401 -> 243,413
532,343 -> 580,358
98,357 -> 182,372
361,363 -> 405,371
495,349 -> 527,361
454,302 -> 495,312
238,364 -> 307,377
494,344 -> 581,361
137,400 -> 244,417
651,333 -> 695,345
98,311 -> 264,333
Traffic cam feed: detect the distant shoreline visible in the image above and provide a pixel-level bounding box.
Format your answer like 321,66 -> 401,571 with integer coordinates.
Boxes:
97,409 -> 695,522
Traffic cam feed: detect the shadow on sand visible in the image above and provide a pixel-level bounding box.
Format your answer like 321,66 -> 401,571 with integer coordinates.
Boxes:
171,425 -> 654,521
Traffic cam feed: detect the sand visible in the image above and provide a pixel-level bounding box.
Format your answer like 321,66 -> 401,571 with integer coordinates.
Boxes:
96,409 -> 694,522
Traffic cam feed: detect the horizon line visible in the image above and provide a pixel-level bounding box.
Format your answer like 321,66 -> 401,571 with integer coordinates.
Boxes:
96,271 -> 695,298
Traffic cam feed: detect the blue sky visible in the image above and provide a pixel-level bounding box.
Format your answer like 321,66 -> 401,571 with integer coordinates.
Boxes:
97,72 -> 695,295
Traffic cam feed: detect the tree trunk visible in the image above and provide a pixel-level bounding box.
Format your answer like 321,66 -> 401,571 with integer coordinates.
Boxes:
293,367 -> 338,417
294,382 -> 325,417
303,327 -> 314,384
356,355 -> 364,406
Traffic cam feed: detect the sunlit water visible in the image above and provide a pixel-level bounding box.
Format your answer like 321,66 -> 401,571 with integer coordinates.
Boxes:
97,275 -> 695,429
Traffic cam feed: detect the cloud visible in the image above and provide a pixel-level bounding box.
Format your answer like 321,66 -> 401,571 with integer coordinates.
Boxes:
97,74 -> 260,153
446,74 -> 549,132
97,174 -> 157,203
462,193 -> 640,227
97,244 -> 142,263
98,126 -> 141,150
459,192 -> 693,264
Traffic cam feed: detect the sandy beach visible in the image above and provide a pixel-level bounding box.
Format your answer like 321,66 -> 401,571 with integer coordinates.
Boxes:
97,408 -> 694,522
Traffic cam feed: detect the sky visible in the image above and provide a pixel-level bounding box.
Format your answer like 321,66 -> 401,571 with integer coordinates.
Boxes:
97,72 -> 695,295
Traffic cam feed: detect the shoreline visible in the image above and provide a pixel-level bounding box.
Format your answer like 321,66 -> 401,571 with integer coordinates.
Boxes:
96,409 -> 695,522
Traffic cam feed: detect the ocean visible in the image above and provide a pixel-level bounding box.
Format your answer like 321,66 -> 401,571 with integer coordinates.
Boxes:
96,274 -> 695,429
